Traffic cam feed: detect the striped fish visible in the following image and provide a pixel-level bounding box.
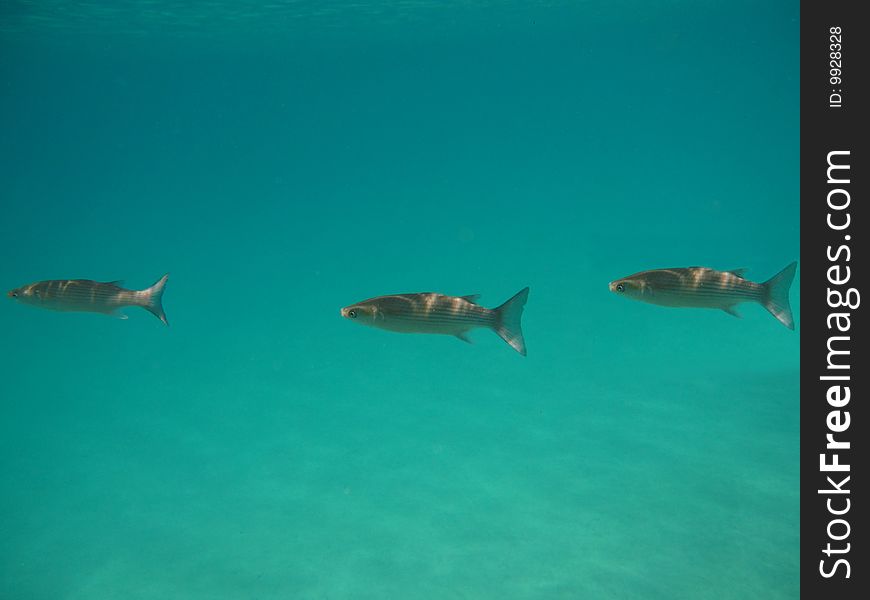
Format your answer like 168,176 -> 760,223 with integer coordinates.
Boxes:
7,274 -> 169,325
609,262 -> 797,329
341,288 -> 530,355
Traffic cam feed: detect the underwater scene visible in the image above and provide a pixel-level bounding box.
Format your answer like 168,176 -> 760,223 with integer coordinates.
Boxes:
1,1 -> 799,598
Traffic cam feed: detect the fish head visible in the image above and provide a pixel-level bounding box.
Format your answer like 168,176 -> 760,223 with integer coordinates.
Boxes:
7,286 -> 28,302
340,300 -> 380,326
7,283 -> 42,304
609,275 -> 648,300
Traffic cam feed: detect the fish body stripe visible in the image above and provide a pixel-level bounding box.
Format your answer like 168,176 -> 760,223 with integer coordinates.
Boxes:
652,280 -> 761,300
624,268 -> 764,308
375,295 -> 491,318
16,279 -> 143,313
385,303 -> 492,323
355,293 -> 495,334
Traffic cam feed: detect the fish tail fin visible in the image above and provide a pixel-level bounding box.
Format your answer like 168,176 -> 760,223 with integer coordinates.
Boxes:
761,262 -> 797,330
492,287 -> 529,356
142,273 -> 169,326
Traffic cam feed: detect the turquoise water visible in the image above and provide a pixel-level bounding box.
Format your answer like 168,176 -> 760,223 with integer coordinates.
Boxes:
1,2 -> 799,598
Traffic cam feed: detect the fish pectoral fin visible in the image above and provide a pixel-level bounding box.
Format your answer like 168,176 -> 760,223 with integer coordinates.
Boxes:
454,331 -> 473,344
722,306 -> 742,318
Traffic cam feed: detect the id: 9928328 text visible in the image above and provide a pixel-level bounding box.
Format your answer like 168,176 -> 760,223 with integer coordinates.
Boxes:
829,26 -> 843,108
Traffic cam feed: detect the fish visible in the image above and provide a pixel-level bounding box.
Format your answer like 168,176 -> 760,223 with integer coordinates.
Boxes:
7,274 -> 169,325
341,287 -> 530,355
609,262 -> 797,329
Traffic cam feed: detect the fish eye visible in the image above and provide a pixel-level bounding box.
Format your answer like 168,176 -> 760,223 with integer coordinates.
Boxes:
348,310 -> 357,318
616,284 -> 625,293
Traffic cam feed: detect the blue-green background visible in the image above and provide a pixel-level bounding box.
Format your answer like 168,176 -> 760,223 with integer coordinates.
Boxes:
1,2 -> 799,598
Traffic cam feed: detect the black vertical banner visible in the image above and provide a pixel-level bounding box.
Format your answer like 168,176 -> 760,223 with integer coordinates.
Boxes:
801,0 -> 867,597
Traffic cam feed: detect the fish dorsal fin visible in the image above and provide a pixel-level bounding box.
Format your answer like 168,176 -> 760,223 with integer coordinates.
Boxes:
461,294 -> 481,304
455,331 -> 473,344
104,280 -> 125,287
722,306 -> 742,318
727,268 -> 748,278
